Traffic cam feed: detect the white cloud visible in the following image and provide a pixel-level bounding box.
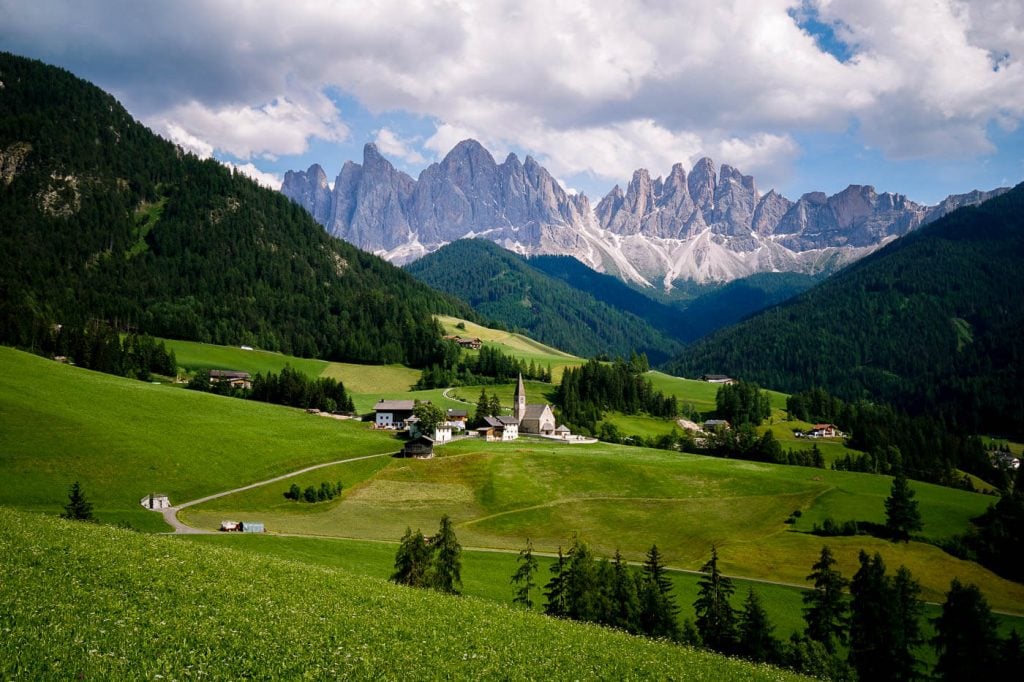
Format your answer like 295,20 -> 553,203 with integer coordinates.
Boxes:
373,127 -> 425,165
224,162 -> 282,189
154,94 -> 348,161
4,0 -> 1024,182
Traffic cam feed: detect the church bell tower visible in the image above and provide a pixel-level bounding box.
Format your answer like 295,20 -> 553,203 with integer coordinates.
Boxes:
514,373 -> 526,422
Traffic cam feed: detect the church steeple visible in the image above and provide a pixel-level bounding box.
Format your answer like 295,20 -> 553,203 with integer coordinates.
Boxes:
514,373 -> 526,422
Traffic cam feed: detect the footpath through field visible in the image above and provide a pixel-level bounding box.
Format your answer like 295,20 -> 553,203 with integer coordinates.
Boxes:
160,452 -> 395,534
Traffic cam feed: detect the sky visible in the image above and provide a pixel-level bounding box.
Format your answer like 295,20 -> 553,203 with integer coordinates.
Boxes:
2,0 -> 1023,205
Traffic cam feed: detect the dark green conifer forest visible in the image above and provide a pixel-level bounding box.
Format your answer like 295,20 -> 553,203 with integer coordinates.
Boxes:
0,52 -> 471,366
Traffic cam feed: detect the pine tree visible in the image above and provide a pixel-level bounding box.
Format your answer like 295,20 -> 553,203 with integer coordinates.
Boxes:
933,579 -> 1000,680
639,544 -> 679,640
564,535 -> 599,622
543,547 -> 568,617
431,514 -> 462,594
738,588 -> 780,663
848,551 -> 893,681
61,481 -> 95,522
511,538 -> 538,609
803,545 -> 848,652
610,549 -> 640,633
488,392 -> 502,417
885,471 -> 923,542
694,544 -> 737,653
890,566 -> 923,681
391,527 -> 431,587
474,387 -> 489,426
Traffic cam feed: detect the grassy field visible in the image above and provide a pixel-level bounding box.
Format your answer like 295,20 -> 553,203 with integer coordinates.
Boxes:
182,438 -> 1024,613
180,532 -> 1024,661
1,508 -> 806,681
0,347 -> 401,531
163,337 -> 422,395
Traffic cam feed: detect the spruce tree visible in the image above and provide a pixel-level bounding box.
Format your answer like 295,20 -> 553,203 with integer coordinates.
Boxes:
511,538 -> 538,609
543,547 -> 568,617
803,545 -> 848,652
848,551 -> 893,681
933,579 -> 1000,680
738,588 -> 780,663
474,387 -> 489,426
610,549 -> 640,633
431,514 -> 462,594
391,527 -> 431,587
564,535 -> 599,622
890,566 -> 923,681
61,481 -> 95,522
488,392 -> 502,417
885,471 -> 923,542
694,544 -> 737,653
639,544 -> 679,640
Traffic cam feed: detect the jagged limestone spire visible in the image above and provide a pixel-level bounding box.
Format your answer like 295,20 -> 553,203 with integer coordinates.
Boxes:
514,373 -> 526,422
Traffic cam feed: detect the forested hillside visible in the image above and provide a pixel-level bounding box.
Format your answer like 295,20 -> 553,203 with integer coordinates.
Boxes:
669,184 -> 1024,438
0,52 -> 471,365
405,239 -> 682,363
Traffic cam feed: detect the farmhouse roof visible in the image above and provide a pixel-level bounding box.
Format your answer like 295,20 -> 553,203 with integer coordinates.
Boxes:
375,399 -> 416,411
701,374 -> 733,382
209,369 -> 251,380
446,409 -> 468,418
483,416 -> 504,428
555,425 -> 570,434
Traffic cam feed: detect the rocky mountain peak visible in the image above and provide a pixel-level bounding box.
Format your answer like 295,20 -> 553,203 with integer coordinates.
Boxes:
282,140 -> 1009,287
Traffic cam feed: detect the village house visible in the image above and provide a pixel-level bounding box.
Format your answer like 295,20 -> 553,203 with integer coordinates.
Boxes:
445,409 -> 468,430
442,335 -> 482,350
374,399 -> 416,428
139,493 -> 170,510
407,416 -> 452,443
807,423 -> 843,439
554,425 -> 572,439
700,374 -> 735,384
482,415 -> 519,441
209,369 -> 252,390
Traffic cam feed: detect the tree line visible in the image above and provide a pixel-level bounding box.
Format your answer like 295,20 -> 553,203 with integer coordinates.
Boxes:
555,355 -> 678,434
415,344 -> 552,389
187,364 -> 355,414
21,320 -> 177,382
786,386 -> 995,488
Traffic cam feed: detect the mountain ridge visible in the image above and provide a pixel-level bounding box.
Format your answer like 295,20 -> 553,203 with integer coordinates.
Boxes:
283,140 -> 1008,288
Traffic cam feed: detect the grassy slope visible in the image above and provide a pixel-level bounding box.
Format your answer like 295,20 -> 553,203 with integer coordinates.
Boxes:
436,315 -> 584,382
183,439 -> 1024,612
0,508 -> 804,681
0,347 -> 401,530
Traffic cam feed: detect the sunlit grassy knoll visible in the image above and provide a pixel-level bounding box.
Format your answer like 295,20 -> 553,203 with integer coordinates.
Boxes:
765,418 -> 864,465
183,438 -> 1024,613
435,315 -> 584,381
349,386 -> 471,414
162,337 -> 422,394
1,508 -> 806,681
646,371 -> 790,413
162,337 -> 328,377
0,347 -> 399,531
601,411 -> 681,439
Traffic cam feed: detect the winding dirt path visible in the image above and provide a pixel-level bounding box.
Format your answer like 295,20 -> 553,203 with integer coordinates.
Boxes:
160,451 -> 395,534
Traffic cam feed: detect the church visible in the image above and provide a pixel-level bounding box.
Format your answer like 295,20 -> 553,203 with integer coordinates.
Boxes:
513,374 -> 557,435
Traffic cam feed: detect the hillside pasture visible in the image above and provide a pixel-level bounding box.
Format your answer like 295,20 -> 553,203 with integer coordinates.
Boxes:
182,438 -> 1024,612
0,508 -> 806,681
0,347 -> 400,531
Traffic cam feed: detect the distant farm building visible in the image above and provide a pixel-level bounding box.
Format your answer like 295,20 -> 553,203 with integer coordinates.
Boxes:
403,435 -> 435,458
443,335 -> 482,350
554,425 -> 571,439
703,419 -> 731,432
482,415 -> 519,441
209,369 -> 252,390
700,374 -> 735,384
139,493 -> 170,510
407,416 -> 452,443
807,424 -> 843,439
374,399 -> 416,428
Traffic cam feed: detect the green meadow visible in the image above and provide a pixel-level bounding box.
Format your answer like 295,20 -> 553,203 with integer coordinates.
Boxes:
183,438 -> 1024,612
0,508 -> 805,681
0,347 -> 401,531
